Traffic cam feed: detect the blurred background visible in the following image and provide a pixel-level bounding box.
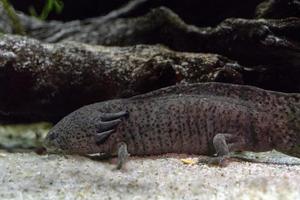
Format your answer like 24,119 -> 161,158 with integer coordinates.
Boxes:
10,0 -> 269,25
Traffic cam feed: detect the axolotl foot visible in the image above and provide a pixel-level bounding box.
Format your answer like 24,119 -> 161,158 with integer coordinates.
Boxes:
116,142 -> 130,170
198,133 -> 244,167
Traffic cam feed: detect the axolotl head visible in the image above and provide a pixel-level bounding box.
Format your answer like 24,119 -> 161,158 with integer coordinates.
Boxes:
44,103 -> 128,155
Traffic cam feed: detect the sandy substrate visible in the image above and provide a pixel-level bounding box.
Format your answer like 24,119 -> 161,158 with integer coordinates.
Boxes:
0,152 -> 300,200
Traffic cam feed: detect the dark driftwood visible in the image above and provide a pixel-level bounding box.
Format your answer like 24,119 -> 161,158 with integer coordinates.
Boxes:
1,0 -> 266,29
6,6 -> 299,92
0,0 -> 149,34
255,0 -> 300,19
1,4 -> 299,68
0,35 -> 244,123
2,6 -> 299,75
7,0 -> 300,27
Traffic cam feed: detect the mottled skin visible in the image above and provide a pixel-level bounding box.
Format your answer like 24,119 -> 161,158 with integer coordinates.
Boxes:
45,82 -> 300,166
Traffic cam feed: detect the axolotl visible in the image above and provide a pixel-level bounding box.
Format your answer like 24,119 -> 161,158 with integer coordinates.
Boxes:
44,82 -> 300,168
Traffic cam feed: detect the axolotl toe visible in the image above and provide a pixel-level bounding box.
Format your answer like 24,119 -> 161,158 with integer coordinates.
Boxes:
44,82 -> 300,168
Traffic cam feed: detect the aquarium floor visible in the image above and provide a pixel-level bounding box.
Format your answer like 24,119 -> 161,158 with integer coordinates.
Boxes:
0,152 -> 300,199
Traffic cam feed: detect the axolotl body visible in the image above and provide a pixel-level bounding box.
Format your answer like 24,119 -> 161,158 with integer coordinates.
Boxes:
44,82 -> 300,167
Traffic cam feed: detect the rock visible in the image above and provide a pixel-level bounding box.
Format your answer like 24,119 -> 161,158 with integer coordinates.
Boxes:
9,7 -> 300,69
0,35 -> 243,123
2,6 -> 298,92
2,4 -> 299,71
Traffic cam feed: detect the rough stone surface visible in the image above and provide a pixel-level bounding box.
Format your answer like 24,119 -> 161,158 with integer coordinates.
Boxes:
0,35 -> 243,123
1,4 -> 299,71
17,7 -> 300,70
0,152 -> 300,199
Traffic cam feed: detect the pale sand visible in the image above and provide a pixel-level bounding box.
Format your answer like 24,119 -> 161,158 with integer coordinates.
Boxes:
0,152 -> 300,200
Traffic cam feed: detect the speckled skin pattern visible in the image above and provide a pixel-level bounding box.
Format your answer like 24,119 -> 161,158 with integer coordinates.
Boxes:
45,82 -> 300,157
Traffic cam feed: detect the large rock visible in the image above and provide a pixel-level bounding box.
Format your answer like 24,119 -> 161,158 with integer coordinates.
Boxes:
0,35 -> 243,123
2,3 -> 299,70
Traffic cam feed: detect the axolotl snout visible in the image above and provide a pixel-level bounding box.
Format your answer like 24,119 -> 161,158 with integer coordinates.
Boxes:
44,82 -> 300,167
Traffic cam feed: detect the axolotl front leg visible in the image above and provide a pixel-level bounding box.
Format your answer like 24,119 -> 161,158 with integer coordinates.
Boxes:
94,110 -> 130,169
116,142 -> 130,170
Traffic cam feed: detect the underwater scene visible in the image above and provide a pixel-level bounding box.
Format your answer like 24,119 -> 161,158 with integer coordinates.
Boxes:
0,0 -> 300,199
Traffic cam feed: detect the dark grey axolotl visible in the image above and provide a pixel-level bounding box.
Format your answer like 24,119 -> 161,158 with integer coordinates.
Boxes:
44,82 -> 300,169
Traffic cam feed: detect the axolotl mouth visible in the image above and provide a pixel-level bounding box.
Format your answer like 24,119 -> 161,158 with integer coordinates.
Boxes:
44,130 -> 64,154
